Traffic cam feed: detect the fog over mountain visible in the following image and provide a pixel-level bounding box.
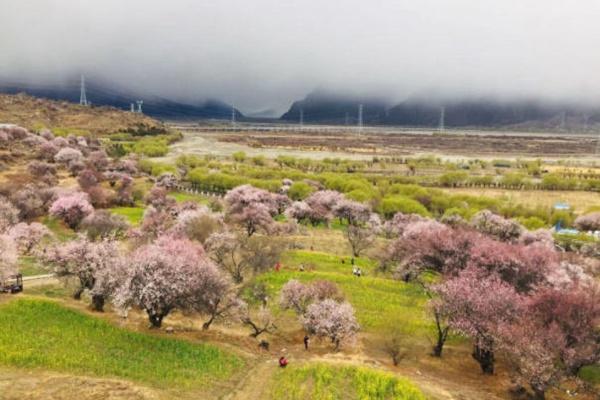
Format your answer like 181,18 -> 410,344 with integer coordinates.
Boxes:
1,0 -> 600,116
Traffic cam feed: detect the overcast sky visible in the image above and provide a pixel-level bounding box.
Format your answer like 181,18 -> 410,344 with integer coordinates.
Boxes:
1,0 -> 600,114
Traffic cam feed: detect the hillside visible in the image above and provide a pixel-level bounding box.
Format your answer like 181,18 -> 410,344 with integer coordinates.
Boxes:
0,81 -> 243,121
0,93 -> 164,135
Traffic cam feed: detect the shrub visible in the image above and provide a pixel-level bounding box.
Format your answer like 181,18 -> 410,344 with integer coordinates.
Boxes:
379,196 -> 430,219
287,181 -> 315,201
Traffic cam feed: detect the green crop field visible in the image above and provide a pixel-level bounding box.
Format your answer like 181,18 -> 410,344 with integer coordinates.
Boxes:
109,206 -> 145,225
251,250 -> 432,338
0,299 -> 243,388
268,363 -> 426,400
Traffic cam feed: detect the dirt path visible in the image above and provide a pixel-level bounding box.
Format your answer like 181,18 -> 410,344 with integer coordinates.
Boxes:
221,358 -> 275,400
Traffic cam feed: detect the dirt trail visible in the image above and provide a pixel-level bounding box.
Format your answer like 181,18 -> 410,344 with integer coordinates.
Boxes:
221,358 -> 275,400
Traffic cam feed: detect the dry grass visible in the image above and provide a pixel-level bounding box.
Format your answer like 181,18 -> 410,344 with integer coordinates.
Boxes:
441,187 -> 600,212
0,93 -> 162,135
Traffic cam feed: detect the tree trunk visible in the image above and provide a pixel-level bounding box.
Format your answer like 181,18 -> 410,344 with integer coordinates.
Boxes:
73,287 -> 84,300
472,343 -> 494,374
148,313 -> 164,328
431,313 -> 449,357
531,387 -> 546,400
203,314 -> 216,330
91,294 -> 105,312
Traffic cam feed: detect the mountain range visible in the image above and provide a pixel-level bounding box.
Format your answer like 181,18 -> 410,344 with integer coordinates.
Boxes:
281,90 -> 600,130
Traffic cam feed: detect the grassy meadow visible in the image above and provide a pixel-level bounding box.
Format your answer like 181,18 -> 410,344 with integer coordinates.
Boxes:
268,363 -> 426,400
0,299 -> 244,389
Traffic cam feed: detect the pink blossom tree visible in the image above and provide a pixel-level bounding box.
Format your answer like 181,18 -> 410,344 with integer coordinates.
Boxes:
54,147 -> 84,165
38,141 -> 59,161
381,212 -> 427,238
145,185 -> 176,210
304,190 -> 345,225
232,202 -> 274,237
279,279 -> 317,314
171,207 -> 224,244
11,185 -> 53,220
225,185 -> 279,236
388,222 -> 476,279
0,234 -> 18,281
115,236 -> 218,327
77,169 -> 100,190
280,279 -> 344,314
7,222 -> 53,254
574,212 -> 600,232
470,210 -> 523,242
45,238 -> 123,311
285,201 -> 321,225
0,197 -> 19,232
81,211 -> 129,240
302,299 -> 360,350
434,267 -> 524,374
500,281 -> 600,399
468,240 -> 558,293
333,198 -> 371,226
49,192 -> 94,229
346,213 -> 380,257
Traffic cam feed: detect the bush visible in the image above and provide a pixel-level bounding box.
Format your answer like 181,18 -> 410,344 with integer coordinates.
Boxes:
287,181 -> 315,201
134,138 -> 169,157
379,196 -> 430,219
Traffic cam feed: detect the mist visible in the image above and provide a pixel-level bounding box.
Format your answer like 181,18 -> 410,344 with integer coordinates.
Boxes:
1,0 -> 600,115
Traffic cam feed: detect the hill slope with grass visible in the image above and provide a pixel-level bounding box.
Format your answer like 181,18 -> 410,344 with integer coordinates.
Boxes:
0,93 -> 164,135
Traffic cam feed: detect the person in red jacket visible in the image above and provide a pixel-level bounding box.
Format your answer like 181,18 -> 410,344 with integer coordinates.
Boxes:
278,356 -> 288,368
274,262 -> 281,272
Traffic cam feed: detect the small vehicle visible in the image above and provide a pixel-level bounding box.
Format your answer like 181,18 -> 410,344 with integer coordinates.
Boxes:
0,274 -> 23,294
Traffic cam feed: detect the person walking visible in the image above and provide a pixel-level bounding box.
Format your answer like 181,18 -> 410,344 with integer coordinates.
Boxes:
303,335 -> 310,350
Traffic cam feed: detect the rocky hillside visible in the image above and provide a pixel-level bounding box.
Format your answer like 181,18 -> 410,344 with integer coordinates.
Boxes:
0,93 -> 165,135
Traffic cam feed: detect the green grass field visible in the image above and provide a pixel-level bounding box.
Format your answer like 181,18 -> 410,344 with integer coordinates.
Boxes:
18,256 -> 47,276
268,363 -> 425,400
109,206 -> 145,225
41,216 -> 76,241
0,299 -> 243,388
170,191 -> 211,205
251,250 -> 431,338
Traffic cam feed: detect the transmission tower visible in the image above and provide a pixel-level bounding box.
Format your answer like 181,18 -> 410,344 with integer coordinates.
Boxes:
560,111 -> 567,131
358,104 -> 363,134
136,100 -> 143,113
299,108 -> 304,127
231,103 -> 236,126
344,112 -> 349,126
130,103 -> 135,113
79,75 -> 88,106
439,106 -> 445,132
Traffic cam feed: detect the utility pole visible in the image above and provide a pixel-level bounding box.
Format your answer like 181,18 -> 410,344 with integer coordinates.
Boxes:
79,75 -> 88,106
439,106 -> 445,132
358,104 -> 363,134
299,108 -> 304,127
